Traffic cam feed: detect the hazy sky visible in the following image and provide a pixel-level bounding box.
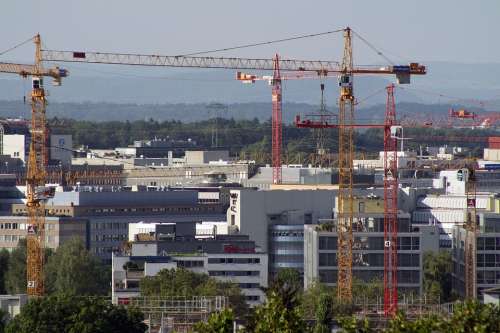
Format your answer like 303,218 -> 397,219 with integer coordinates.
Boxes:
1,0 -> 499,65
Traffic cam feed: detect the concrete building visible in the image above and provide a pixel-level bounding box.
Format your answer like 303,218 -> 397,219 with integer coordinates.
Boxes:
0,294 -> 28,320
124,164 -> 250,187
304,221 -> 439,296
0,215 -> 87,252
11,189 -> 227,261
185,151 -> 230,165
49,134 -> 72,166
452,212 -> 500,298
112,222 -> 267,306
227,188 -> 336,279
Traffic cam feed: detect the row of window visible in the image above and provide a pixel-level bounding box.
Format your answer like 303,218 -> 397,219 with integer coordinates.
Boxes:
0,235 -> 21,242
208,258 -> 260,264
87,206 -> 221,215
0,223 -> 19,230
93,246 -> 120,254
208,271 -> 260,277
92,222 -> 128,230
93,234 -> 127,242
270,231 -> 304,238
0,235 -> 57,244
176,260 -> 204,268
477,237 -> 500,251
269,254 -> 303,264
239,283 -> 260,289
477,253 -> 500,268
0,223 -> 58,231
477,270 -> 500,284
319,236 -> 420,251
319,253 -> 420,268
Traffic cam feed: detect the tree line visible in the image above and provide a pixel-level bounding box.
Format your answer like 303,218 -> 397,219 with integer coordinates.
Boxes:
47,117 -> 494,165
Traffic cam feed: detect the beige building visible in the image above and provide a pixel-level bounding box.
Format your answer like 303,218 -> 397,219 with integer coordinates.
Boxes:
0,216 -> 87,251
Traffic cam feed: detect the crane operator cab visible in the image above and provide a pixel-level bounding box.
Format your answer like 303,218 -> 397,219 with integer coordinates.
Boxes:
338,74 -> 353,99
32,76 -> 43,90
390,126 -> 403,139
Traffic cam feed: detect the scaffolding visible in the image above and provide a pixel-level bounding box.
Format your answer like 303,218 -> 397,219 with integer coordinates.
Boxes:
121,296 -> 227,333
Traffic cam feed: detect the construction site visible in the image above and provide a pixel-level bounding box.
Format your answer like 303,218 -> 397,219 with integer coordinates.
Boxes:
0,3 -> 499,331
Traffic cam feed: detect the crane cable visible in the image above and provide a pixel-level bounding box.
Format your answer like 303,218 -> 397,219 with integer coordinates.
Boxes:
0,36 -> 35,57
351,30 -> 395,66
177,28 -> 345,57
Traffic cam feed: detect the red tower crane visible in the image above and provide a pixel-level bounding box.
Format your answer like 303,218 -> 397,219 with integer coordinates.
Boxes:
271,55 -> 283,184
383,84 -> 399,316
295,84 -> 401,315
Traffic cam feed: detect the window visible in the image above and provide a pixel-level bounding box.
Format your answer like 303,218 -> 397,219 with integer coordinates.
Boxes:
319,253 -> 337,266
359,202 -> 365,213
319,237 -> 337,250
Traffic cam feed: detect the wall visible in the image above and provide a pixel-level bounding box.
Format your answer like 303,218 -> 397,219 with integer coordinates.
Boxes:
228,188 -> 335,252
3,135 -> 26,163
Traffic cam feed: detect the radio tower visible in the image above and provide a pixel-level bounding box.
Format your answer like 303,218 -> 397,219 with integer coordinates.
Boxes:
383,84 -> 398,316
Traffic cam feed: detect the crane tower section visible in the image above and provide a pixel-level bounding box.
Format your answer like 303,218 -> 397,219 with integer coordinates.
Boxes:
337,27 -> 355,302
383,84 -> 399,315
26,34 -> 48,296
464,168 -> 477,299
271,55 -> 283,184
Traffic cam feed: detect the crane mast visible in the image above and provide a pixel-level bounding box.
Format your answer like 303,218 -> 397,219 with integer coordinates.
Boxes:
26,34 -> 48,296
465,168 -> 477,299
337,27 -> 355,301
271,55 -> 283,184
0,35 -> 68,296
383,84 -> 399,315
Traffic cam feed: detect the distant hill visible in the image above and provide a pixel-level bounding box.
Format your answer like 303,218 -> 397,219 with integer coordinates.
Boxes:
0,100 -> 485,124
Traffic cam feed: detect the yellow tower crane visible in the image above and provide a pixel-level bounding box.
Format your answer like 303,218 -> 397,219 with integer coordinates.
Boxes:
0,34 -> 68,296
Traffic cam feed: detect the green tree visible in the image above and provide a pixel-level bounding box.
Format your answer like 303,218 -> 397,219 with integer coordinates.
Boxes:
338,315 -> 372,333
313,293 -> 332,333
274,268 -> 302,293
301,280 -> 332,319
44,237 -> 110,296
5,295 -> 146,333
193,308 -> 235,333
0,249 -> 10,294
248,275 -> 305,333
5,239 -> 26,294
423,251 -> 453,302
447,301 -> 500,333
0,308 -> 8,333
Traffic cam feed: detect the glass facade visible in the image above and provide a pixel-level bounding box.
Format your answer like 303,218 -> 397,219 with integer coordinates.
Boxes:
268,225 -> 304,278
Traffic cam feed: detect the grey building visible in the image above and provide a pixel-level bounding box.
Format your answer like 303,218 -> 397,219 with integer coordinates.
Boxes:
227,188 -> 336,279
11,190 -> 227,262
304,217 -> 440,296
